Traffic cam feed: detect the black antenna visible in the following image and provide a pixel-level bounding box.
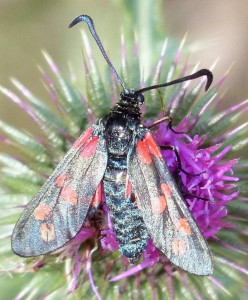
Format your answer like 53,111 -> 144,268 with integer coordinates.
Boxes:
69,15 -> 128,92
136,69 -> 213,94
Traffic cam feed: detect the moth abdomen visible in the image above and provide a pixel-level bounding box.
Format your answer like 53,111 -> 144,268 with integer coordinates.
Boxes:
103,155 -> 149,262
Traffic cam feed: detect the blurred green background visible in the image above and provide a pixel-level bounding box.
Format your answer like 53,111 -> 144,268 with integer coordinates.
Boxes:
1,0 -> 248,147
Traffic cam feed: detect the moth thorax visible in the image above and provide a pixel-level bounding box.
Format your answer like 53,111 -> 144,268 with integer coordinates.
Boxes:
104,120 -> 132,156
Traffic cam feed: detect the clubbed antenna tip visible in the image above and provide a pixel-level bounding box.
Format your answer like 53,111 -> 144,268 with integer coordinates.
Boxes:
69,15 -> 91,29
203,69 -> 213,91
69,14 -> 127,91
137,69 -> 213,94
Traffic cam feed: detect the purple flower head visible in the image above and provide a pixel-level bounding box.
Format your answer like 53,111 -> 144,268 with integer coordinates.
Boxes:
154,118 -> 239,238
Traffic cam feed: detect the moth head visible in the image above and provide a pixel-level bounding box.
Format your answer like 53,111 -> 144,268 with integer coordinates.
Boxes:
120,89 -> 144,108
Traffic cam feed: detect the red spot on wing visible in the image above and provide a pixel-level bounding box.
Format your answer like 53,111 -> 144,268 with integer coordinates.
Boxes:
34,204 -> 51,220
151,194 -> 167,214
72,127 -> 93,150
172,237 -> 187,256
91,181 -> 103,207
125,179 -> 132,198
175,218 -> 191,236
61,186 -> 78,205
144,132 -> 162,159
40,223 -> 55,242
80,136 -> 99,158
56,174 -> 67,187
161,182 -> 172,198
135,195 -> 142,209
137,140 -> 152,165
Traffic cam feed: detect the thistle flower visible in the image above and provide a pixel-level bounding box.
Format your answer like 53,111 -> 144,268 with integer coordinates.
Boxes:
0,12 -> 248,300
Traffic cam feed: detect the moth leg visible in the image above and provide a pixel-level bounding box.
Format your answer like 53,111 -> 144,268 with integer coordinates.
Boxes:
157,89 -> 166,116
160,145 -> 205,177
148,115 -> 186,134
147,89 -> 186,133
160,145 -> 211,202
167,118 -> 186,134
148,115 -> 171,129
183,191 -> 212,202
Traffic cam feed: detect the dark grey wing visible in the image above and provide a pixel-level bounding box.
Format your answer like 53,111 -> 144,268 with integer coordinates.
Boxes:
128,131 -> 213,275
12,126 -> 108,256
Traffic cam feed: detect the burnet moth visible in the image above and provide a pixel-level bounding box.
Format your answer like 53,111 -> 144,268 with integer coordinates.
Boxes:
12,15 -> 213,275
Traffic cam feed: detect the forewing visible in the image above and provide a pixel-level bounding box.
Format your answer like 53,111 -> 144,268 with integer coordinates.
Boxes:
12,126 -> 108,256
128,131 -> 213,275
